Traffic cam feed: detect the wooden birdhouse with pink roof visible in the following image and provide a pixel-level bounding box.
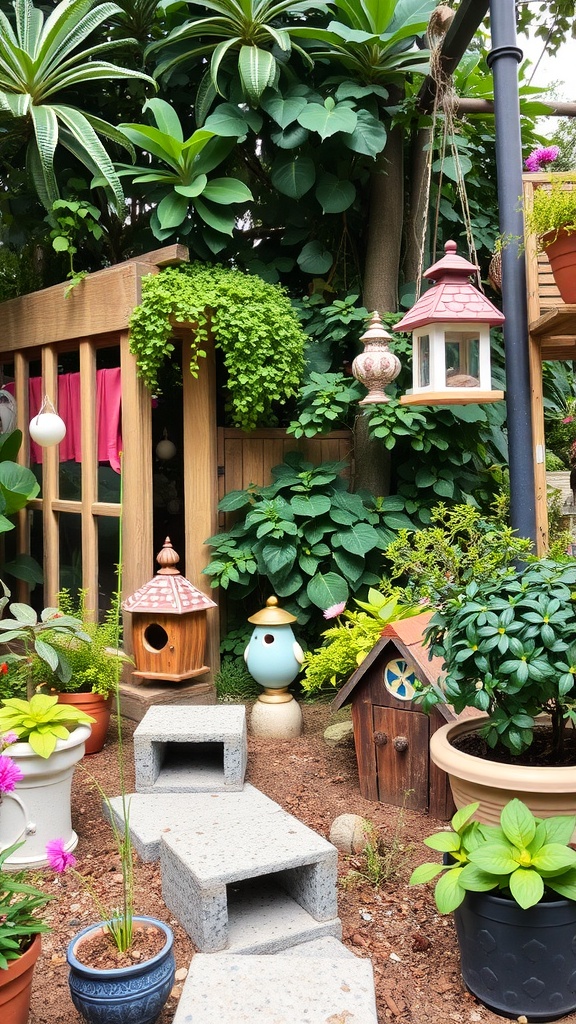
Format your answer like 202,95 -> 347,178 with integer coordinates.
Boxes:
122,537 -> 216,683
397,240 -> 505,405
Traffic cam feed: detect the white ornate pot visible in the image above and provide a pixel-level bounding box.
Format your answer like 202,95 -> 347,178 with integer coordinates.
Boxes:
430,718 -> 576,840
0,724 -> 91,869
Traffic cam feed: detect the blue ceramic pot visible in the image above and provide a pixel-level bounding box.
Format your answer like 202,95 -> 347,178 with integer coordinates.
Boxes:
67,917 -> 175,1024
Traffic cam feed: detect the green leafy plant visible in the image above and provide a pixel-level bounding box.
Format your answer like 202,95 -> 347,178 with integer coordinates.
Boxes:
287,372 -> 363,438
147,0 -> 319,105
0,0 -> 154,212
0,432 -> 41,580
129,262 -> 306,430
116,98 -> 252,242
383,502 -> 532,605
525,177 -> 576,249
424,559 -> 576,758
23,590 -> 128,699
0,693 -> 94,758
0,842 -> 52,969
47,199 -> 103,292
0,599 -> 94,687
301,589 -> 422,696
203,452 -> 415,627
410,799 -> 576,914
215,656 -> 260,702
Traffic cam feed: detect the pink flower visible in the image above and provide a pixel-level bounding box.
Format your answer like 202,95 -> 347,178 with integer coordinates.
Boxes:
46,838 -> 77,873
0,753 -> 24,793
323,601 -> 346,620
563,416 -> 575,424
1,731 -> 18,749
524,145 -> 560,172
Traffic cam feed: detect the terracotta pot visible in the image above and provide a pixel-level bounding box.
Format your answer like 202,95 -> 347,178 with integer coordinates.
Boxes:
429,718 -> 576,839
57,693 -> 112,755
543,228 -> 576,303
67,917 -> 175,1024
0,934 -> 41,1024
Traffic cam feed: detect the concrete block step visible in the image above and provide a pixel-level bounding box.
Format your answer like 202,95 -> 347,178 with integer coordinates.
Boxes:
134,704 -> 247,793
173,950 -> 378,1023
160,791 -> 339,952
106,785 -> 271,862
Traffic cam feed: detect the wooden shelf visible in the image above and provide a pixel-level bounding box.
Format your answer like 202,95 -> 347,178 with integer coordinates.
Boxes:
529,306 -> 576,359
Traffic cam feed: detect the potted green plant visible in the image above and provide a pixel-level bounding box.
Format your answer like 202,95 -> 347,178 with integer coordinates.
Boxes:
524,173 -> 576,303
423,558 -> 576,827
410,798 -> 576,1019
23,590 -> 129,755
0,693 -> 93,868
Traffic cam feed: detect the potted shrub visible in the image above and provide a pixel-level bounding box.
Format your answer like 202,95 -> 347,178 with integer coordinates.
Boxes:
0,694 -> 93,868
524,174 -> 576,303
423,558 -> 576,828
410,799 -> 576,1019
22,591 -> 129,754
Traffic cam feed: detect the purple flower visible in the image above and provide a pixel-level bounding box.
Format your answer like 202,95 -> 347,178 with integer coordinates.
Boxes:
0,753 -> 24,793
46,838 -> 77,873
323,601 -> 346,620
1,731 -> 18,750
524,146 -> 560,172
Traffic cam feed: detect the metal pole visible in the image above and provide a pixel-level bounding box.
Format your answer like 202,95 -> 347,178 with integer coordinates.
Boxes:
487,0 -> 537,544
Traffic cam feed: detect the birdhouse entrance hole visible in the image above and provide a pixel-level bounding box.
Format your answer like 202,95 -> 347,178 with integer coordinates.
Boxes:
143,623 -> 169,652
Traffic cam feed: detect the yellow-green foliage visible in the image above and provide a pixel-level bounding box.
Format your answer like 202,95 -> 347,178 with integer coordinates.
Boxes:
525,177 -> 576,247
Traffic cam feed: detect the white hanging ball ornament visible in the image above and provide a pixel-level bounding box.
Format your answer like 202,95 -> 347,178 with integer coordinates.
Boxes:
29,412 -> 66,447
156,437 -> 176,460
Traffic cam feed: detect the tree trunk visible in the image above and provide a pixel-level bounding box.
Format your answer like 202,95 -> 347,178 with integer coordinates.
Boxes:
353,124 -> 405,496
403,126 -> 432,287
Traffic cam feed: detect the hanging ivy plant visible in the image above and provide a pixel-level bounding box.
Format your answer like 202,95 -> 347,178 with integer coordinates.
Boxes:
129,262 -> 306,431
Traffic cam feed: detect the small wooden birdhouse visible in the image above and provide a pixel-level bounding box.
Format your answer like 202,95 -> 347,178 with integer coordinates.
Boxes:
397,241 -> 505,405
332,612 -> 456,817
122,537 -> 216,682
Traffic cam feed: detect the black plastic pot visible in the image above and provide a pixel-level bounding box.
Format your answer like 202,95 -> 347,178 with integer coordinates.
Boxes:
454,890 -> 576,1021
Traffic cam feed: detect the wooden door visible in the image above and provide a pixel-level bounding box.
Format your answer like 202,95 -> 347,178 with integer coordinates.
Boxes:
373,705 -> 429,810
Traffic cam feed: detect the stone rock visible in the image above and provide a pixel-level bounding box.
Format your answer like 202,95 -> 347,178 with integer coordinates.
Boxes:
329,814 -> 371,854
324,721 -> 354,747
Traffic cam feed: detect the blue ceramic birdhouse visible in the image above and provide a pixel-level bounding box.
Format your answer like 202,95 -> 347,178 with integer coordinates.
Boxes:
244,596 -> 303,695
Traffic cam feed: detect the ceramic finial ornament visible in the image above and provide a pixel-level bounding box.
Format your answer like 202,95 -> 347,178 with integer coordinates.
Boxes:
245,596 -> 304,739
352,311 -> 401,405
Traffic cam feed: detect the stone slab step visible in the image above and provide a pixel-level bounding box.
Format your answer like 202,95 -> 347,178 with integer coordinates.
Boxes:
173,951 -> 378,1023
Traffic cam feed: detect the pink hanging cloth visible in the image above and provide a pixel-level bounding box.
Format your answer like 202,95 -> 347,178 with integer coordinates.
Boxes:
6,369 -> 122,472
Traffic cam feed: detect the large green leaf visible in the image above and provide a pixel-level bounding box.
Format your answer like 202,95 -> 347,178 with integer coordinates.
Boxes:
0,462 -> 40,515
261,94 -> 307,128
307,571 -> 349,610
204,104 -> 251,138
332,522 -> 380,556
157,192 -> 189,229
201,178 -> 253,204
297,97 -> 357,140
341,110 -> 387,156
270,154 -> 315,199
238,45 -> 276,103
297,241 -> 333,274
315,173 -> 356,213
290,494 -> 331,517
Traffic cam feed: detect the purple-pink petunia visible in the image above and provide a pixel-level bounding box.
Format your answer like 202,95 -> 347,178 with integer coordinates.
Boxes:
46,838 -> 77,873
524,145 -> 560,172
323,601 -> 346,620
0,731 -> 18,750
0,753 -> 24,792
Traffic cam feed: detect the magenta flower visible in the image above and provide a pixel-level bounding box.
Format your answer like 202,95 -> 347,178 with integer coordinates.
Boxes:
0,753 -> 24,793
46,838 -> 77,873
524,146 -> 560,172
323,601 -> 346,620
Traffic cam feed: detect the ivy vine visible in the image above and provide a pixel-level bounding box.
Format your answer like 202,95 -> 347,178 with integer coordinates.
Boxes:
129,262 -> 306,431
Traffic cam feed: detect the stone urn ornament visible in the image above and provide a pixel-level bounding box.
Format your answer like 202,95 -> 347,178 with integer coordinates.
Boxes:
351,311 -> 401,405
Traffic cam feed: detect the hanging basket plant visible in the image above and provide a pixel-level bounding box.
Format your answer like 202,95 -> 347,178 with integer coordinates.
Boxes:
129,263 -> 306,432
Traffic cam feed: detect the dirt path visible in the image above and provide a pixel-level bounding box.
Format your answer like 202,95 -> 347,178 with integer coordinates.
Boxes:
29,703 -> 576,1023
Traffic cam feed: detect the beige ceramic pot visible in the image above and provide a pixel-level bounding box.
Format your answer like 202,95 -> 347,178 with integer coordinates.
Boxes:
430,718 -> 576,836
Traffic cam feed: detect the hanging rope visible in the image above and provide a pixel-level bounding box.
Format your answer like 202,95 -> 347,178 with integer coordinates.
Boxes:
416,4 -> 483,296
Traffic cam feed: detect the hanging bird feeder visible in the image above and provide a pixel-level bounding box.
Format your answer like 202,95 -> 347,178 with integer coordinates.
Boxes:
397,241 -> 505,406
